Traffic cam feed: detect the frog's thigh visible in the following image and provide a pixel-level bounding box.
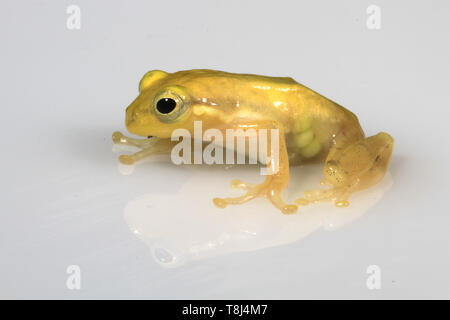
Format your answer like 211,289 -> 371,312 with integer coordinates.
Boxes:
297,132 -> 394,207
213,120 -> 298,214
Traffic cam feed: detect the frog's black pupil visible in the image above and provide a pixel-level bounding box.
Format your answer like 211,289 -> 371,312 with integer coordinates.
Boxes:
156,98 -> 177,114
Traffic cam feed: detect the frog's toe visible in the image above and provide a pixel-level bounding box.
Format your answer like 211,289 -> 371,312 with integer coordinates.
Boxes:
213,180 -> 265,210
268,193 -> 298,214
213,180 -> 298,214
281,204 -> 298,214
112,131 -> 125,144
119,155 -> 135,165
335,199 -> 350,207
212,198 -> 228,209
212,192 -> 259,208
297,187 -> 351,207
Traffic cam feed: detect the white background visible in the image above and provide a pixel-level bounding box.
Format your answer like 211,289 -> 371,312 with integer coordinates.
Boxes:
1,0 -> 449,299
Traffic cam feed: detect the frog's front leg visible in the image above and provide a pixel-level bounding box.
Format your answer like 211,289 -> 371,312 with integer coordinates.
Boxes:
296,132 -> 394,207
112,131 -> 155,149
213,120 -> 298,215
112,131 -> 175,165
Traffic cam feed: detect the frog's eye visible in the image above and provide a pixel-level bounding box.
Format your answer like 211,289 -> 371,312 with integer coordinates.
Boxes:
156,98 -> 177,114
152,87 -> 189,122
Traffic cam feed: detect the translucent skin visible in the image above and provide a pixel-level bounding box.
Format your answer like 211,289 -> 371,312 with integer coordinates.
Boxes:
113,69 -> 394,214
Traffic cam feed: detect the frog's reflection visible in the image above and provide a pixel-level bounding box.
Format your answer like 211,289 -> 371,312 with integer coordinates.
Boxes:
123,164 -> 393,268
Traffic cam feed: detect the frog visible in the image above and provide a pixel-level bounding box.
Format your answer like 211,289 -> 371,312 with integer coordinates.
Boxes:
113,69 -> 394,214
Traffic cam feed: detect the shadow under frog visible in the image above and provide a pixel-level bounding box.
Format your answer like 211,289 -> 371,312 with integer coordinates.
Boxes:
121,161 -> 393,268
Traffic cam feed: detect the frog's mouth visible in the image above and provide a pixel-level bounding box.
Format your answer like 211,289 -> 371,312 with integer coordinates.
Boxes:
147,136 -> 154,139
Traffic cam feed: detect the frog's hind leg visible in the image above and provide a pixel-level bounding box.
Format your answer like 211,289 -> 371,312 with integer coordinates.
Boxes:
296,132 -> 394,207
212,120 -> 298,214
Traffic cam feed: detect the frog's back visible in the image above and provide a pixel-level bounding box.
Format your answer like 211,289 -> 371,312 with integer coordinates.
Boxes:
167,69 -> 300,115
164,69 -> 362,137
170,69 -> 298,86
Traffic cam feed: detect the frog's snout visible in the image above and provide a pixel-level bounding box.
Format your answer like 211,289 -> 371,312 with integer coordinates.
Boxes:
125,110 -> 139,135
125,105 -> 140,128
125,109 -> 153,137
